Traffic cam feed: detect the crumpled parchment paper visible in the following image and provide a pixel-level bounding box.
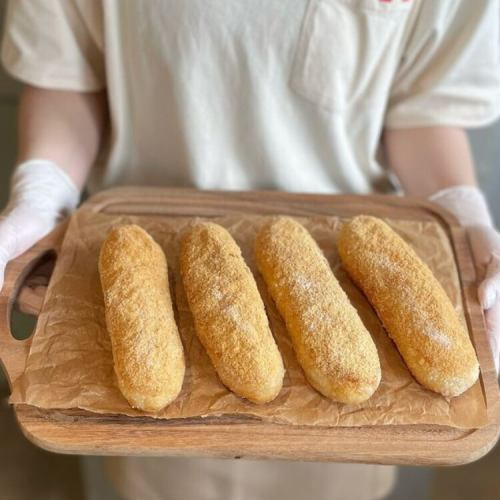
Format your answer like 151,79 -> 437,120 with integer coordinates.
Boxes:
9,208 -> 489,429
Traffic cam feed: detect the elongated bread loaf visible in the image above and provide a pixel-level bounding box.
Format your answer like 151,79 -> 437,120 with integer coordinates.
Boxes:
337,215 -> 479,397
180,222 -> 284,404
99,225 -> 185,412
255,217 -> 381,404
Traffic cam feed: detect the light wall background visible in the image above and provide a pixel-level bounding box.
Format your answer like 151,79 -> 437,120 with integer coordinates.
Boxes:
0,66 -> 17,207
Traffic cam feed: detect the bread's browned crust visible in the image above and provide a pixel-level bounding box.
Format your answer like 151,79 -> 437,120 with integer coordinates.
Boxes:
180,222 -> 284,404
99,225 -> 185,412
255,217 -> 381,404
337,215 -> 479,397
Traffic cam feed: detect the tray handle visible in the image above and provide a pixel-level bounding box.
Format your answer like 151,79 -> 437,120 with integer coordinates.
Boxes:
0,223 -> 66,388
448,225 -> 500,424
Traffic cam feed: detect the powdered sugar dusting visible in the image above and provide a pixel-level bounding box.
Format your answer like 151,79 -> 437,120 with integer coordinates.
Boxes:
293,274 -> 315,293
424,329 -> 452,348
226,304 -> 253,334
211,287 -> 224,301
393,275 -> 453,351
370,252 -> 400,274
207,282 -> 258,336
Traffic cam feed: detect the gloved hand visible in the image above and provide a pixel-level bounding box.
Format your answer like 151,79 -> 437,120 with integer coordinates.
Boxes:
430,185 -> 500,373
0,159 -> 80,290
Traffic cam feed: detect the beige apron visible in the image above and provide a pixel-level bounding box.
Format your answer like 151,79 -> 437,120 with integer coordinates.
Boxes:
105,457 -> 396,500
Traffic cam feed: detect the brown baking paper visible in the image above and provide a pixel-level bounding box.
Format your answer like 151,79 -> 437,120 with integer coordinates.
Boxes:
9,208 -> 489,428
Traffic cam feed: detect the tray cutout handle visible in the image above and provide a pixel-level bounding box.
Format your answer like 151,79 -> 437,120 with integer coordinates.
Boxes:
0,223 -> 65,388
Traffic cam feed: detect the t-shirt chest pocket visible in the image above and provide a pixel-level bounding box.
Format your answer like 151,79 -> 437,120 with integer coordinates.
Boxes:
290,0 -> 413,113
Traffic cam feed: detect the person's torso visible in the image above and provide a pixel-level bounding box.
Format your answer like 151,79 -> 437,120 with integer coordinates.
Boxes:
89,0 -> 417,194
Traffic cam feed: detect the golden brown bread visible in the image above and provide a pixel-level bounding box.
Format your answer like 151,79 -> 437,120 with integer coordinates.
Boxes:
99,225 -> 185,412
180,222 -> 284,404
337,215 -> 479,397
255,217 -> 381,404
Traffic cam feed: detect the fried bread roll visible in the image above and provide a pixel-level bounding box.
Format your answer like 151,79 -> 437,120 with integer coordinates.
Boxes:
255,217 -> 381,404
180,222 -> 284,404
99,225 -> 185,412
337,215 -> 479,397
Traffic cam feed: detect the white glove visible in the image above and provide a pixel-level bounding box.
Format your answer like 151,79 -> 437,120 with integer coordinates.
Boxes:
0,159 -> 80,290
430,185 -> 500,373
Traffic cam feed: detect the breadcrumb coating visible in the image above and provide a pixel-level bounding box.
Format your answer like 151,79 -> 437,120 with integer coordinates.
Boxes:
180,222 -> 284,404
99,225 -> 185,412
255,217 -> 381,404
337,215 -> 479,397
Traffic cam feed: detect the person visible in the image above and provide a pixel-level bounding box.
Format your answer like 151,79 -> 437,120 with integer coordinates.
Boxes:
1,1 -> 499,499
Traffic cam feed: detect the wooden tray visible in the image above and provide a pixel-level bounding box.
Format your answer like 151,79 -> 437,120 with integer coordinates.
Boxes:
1,187 -> 499,465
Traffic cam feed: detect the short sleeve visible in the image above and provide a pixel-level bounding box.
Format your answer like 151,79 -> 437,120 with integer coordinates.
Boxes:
1,0 -> 105,91
385,0 -> 500,129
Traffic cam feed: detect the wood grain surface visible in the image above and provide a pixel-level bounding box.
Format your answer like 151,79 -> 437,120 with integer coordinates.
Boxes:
1,187 -> 499,465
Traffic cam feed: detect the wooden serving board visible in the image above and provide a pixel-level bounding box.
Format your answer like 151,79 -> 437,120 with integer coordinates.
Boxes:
1,187 -> 499,465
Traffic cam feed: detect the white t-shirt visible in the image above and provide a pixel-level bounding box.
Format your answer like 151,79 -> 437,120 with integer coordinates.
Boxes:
3,0 -> 500,195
